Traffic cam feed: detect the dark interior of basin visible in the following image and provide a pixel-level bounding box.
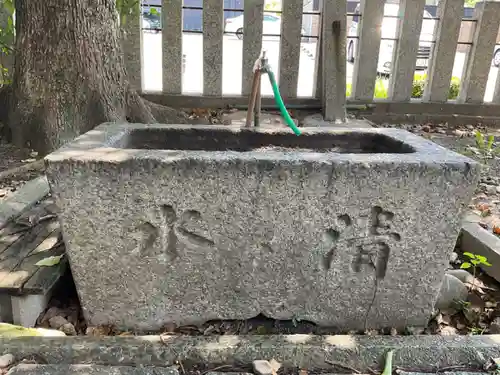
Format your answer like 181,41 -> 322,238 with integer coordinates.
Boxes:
115,128 -> 415,153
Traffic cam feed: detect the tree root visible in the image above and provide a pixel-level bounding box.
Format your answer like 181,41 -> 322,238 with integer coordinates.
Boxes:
126,89 -> 188,124
147,99 -> 188,124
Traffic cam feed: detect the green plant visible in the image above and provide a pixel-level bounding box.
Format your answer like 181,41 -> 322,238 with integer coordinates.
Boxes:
412,73 -> 460,100
346,74 -> 460,100
0,0 -> 15,85
264,0 -> 280,11
469,326 -> 486,335
461,252 -> 491,290
474,130 -> 498,162
116,0 -> 140,26
346,78 -> 388,99
464,0 -> 479,8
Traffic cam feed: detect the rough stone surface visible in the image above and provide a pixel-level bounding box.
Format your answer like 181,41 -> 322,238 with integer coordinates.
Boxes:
0,176 -> 49,229
11,295 -> 50,328
45,123 -> 480,331
0,335 -> 498,372
6,364 -> 179,375
445,269 -> 473,284
435,274 -> 469,311
48,316 -> 68,330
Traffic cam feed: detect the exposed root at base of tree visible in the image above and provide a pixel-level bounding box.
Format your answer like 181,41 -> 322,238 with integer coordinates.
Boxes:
127,89 -> 188,124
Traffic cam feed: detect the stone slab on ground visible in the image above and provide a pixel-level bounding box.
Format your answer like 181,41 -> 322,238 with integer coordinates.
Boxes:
45,123 -> 479,331
7,364 -> 180,375
0,177 -> 49,230
0,335 -> 497,372
460,222 -> 500,282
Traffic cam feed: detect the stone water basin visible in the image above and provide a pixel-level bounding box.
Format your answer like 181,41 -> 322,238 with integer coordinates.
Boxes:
45,123 -> 479,331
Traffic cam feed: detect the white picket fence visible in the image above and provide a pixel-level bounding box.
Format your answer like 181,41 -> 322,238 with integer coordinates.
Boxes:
112,0 -> 500,121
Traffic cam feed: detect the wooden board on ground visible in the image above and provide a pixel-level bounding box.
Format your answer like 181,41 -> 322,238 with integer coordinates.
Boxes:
0,198 -> 66,295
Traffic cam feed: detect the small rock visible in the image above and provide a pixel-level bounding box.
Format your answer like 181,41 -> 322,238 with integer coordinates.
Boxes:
40,307 -> 62,324
490,317 -> 500,334
485,185 -> 498,195
439,326 -> 458,335
48,316 -> 69,330
449,252 -> 459,264
446,269 -> 474,284
390,327 -> 397,336
421,125 -> 431,132
466,124 -> 475,130
496,186 -> 500,194
60,323 -> 77,336
0,354 -> 15,368
435,274 -> 469,312
405,326 -> 425,335
485,301 -> 497,308
253,360 -> 273,375
454,129 -> 466,137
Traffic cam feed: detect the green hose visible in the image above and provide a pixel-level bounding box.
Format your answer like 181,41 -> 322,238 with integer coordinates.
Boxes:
266,70 -> 301,136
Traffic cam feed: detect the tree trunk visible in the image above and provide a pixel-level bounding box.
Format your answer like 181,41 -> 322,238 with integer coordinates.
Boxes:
9,0 -> 186,154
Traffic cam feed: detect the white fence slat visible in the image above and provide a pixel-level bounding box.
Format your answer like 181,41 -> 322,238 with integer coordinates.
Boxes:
242,0 -> 264,96
388,0 -> 426,102
162,0 -> 183,94
203,0 -> 224,96
351,0 -> 385,101
321,0 -> 346,121
423,0 -> 463,103
459,2 -> 500,104
279,0 -> 304,99
122,4 -> 142,91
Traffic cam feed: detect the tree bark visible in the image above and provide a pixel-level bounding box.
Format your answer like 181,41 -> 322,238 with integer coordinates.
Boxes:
9,0 -> 186,154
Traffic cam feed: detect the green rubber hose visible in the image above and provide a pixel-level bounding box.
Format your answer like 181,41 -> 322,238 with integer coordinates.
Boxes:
266,70 -> 301,136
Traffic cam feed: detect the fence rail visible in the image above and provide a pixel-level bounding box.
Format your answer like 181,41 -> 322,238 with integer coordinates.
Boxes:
3,1 -> 500,122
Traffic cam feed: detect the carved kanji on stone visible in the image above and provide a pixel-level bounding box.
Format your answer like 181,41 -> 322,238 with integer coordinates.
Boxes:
134,204 -> 214,260
320,206 -> 401,280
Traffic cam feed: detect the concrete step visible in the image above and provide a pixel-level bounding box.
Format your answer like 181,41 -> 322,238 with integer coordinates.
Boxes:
7,364 -> 180,375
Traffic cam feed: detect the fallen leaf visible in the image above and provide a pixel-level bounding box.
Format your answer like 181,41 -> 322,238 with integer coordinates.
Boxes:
493,225 -> 500,235
35,255 -> 64,267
